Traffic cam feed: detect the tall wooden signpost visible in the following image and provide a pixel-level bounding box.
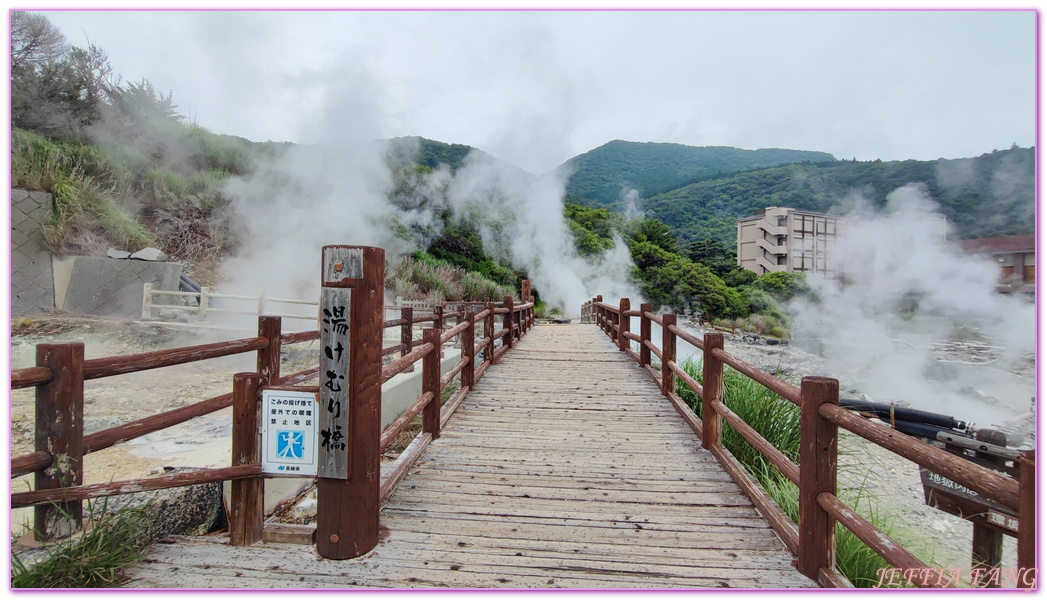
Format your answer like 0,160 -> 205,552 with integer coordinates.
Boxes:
316,245 -> 384,560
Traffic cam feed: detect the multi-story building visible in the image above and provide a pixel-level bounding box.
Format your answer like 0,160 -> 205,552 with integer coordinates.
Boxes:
959,235 -> 1035,294
736,207 -> 846,278
736,206 -> 950,280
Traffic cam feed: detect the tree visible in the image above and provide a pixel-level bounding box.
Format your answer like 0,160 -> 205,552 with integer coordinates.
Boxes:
10,11 -> 65,73
10,12 -> 115,140
630,217 -> 679,255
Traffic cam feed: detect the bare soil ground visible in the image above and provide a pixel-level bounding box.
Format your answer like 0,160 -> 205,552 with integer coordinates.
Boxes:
9,315 -> 319,538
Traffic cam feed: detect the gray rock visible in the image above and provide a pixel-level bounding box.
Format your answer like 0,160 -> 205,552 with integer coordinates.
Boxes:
130,247 -> 168,262
107,248 -> 132,259
105,468 -> 225,541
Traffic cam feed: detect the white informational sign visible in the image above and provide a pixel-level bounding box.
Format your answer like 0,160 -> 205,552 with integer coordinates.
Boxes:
261,389 -> 319,477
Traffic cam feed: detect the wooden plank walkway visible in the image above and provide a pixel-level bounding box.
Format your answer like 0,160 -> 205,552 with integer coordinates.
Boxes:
125,324 -> 814,588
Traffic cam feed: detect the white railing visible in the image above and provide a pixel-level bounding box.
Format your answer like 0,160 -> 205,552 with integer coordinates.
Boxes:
141,283 -> 319,324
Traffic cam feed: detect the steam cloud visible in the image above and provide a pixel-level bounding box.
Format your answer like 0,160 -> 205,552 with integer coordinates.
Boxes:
789,184 -> 1035,435
217,139 -> 641,325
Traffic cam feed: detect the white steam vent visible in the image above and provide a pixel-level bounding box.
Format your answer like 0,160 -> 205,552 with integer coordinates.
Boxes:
789,184 -> 1035,442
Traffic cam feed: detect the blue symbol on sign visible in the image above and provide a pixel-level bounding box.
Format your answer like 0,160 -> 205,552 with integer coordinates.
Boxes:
277,430 -> 304,459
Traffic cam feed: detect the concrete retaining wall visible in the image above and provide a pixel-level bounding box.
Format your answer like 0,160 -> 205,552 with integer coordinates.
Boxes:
11,189 -> 56,316
52,256 -> 183,320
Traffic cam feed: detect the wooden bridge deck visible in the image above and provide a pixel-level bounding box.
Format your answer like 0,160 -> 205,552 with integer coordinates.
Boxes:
125,324 -> 814,588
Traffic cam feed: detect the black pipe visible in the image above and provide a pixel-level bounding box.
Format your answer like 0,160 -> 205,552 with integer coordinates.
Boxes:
179,273 -> 202,293
839,397 -> 967,430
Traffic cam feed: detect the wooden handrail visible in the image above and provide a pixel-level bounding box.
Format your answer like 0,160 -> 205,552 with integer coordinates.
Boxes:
14,270 -> 534,549
282,330 -> 320,345
821,403 -> 1020,511
82,337 -> 268,380
583,296 -> 1034,587
440,356 -> 470,390
667,323 -> 704,352
380,391 -> 434,452
712,346 -> 801,405
441,318 -> 470,344
11,366 -> 52,389
643,339 -> 662,361
712,399 -> 800,485
382,342 -> 436,384
666,359 -> 702,399
12,464 -> 262,508
816,492 -> 948,587
11,451 -> 52,479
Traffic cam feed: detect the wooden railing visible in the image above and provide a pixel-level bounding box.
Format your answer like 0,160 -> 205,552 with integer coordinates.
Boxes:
11,246 -> 535,560
580,296 -> 1036,589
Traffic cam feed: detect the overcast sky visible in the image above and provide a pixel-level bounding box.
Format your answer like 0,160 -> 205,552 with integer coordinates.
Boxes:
38,8 -> 1036,175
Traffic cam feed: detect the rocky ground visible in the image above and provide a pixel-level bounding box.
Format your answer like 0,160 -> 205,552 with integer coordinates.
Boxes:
9,315 -> 1033,585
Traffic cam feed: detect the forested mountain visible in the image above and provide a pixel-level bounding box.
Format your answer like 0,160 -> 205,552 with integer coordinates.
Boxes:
559,140 -> 836,208
386,136 -> 478,173
640,146 -> 1035,245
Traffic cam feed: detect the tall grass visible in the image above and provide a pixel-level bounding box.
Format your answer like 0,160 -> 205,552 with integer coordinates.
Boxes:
13,128 -> 157,253
11,500 -> 152,588
676,357 -> 919,587
387,255 -> 515,302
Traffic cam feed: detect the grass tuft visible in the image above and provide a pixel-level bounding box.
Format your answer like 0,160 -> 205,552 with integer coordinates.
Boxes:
11,500 -> 152,588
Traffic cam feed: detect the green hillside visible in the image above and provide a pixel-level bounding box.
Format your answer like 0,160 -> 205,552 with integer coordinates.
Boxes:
641,146 -> 1035,245
561,140 -> 836,208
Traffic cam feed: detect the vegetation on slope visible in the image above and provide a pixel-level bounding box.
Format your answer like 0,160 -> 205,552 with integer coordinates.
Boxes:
642,147 -> 1035,245
561,140 -> 836,208
564,202 -> 810,326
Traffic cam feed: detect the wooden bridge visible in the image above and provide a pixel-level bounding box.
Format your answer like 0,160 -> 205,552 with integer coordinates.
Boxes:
10,246 -> 1035,589
123,324 -> 811,588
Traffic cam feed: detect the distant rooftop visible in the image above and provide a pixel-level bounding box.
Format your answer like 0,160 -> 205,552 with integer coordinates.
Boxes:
959,234 -> 1035,254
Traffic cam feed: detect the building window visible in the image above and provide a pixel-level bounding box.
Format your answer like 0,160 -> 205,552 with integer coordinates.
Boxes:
777,216 -> 787,227
777,255 -> 787,265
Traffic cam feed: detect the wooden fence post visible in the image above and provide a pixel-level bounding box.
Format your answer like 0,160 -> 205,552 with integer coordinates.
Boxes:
34,343 -> 85,541
639,303 -> 652,369
1018,450 -> 1036,588
401,307 -> 414,373
230,372 -> 264,546
502,295 -> 514,350
660,314 -> 676,397
434,305 -> 445,357
595,295 -> 603,335
257,316 -> 282,386
316,245 -> 384,560
521,279 -> 531,334
484,301 -> 495,367
422,328 -> 442,439
798,376 -> 839,581
701,332 -> 724,450
453,306 -> 464,349
462,308 -> 475,390
618,298 -> 630,352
